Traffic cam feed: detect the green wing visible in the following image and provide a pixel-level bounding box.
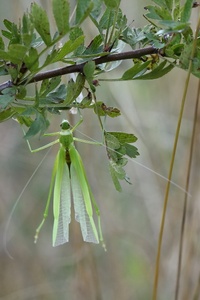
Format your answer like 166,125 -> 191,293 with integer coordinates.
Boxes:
52,146 -> 71,246
69,143 -> 99,243
71,163 -> 98,243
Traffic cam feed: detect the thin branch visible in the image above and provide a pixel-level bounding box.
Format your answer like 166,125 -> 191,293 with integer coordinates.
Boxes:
0,80 -> 14,90
0,46 -> 158,92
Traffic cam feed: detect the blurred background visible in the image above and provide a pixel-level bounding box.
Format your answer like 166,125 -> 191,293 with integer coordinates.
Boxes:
0,1 -> 200,299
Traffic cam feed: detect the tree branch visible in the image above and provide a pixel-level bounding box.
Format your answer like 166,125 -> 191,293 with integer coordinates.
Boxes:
0,46 -> 158,91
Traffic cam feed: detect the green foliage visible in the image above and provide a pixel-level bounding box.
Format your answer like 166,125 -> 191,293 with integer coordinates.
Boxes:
93,102 -> 121,118
143,0 -> 199,75
105,131 -> 139,191
0,87 -> 16,109
23,110 -> 50,139
180,0 -> 193,22
104,0 -> 120,9
65,73 -> 85,105
52,0 -> 70,35
30,3 -> 52,46
0,0 -> 199,189
75,0 -> 94,25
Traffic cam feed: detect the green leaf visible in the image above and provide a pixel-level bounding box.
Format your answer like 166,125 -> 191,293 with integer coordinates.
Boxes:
93,102 -> 121,117
78,92 -> 92,108
99,7 -> 115,30
83,61 -> 96,80
179,42 -> 193,69
105,130 -> 139,162
43,49 -> 58,67
40,76 -> 61,97
192,60 -> 200,78
3,19 -> 20,44
0,66 -> 8,76
106,132 -> 121,150
144,5 -> 172,21
30,3 -> 51,46
24,112 -> 50,139
90,0 -> 103,18
0,45 -> 27,64
52,0 -> 70,35
173,3 -> 181,20
65,73 -> 85,105
0,108 -> 16,122
22,33 -> 33,48
104,0 -> 120,8
20,107 -> 36,116
7,67 -> 18,81
1,30 -> 12,40
181,0 -> 193,22
157,20 -> 189,31
83,61 -> 96,92
46,84 -> 67,103
0,94 -> 14,109
109,161 -> 122,192
3,19 -> 13,31
83,35 -> 103,55
105,131 -> 139,161
69,27 -> 85,55
102,105 -> 121,118
0,36 -> 5,50
116,8 -> 127,31
105,129 -> 138,190
0,50 -> 10,61
151,0 -> 173,11
109,159 -> 130,192
70,27 -> 84,41
51,36 -> 84,62
15,115 -> 33,127
144,6 -> 162,20
107,132 -> 137,144
31,36 -> 44,48
136,61 -> 174,80
122,27 -> 146,48
165,0 -> 173,11
22,13 -> 30,34
75,0 -> 94,25
122,61 -> 151,80
24,47 -> 39,70
21,14 -> 35,47
0,87 -> 16,109
124,144 -> 139,158
16,86 -> 27,99
8,44 -> 28,64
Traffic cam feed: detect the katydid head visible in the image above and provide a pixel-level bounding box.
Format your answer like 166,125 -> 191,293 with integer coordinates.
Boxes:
60,120 -> 70,130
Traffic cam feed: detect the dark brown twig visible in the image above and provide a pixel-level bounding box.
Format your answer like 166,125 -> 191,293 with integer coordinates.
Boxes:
0,46 -> 158,92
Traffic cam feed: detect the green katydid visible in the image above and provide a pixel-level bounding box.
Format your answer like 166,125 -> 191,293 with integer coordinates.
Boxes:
28,118 -> 104,247
17,114 -> 189,251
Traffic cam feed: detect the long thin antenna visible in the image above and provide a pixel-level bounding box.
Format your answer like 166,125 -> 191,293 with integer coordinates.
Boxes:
75,129 -> 192,197
3,147 -> 51,259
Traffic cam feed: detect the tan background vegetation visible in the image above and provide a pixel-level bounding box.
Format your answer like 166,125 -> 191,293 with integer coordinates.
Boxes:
0,1 -> 199,299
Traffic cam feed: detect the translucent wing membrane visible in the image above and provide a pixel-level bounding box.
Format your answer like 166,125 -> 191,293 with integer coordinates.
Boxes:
71,164 -> 99,244
53,147 -> 71,246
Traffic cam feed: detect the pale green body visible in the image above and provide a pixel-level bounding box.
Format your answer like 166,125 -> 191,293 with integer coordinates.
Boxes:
29,119 -> 104,247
